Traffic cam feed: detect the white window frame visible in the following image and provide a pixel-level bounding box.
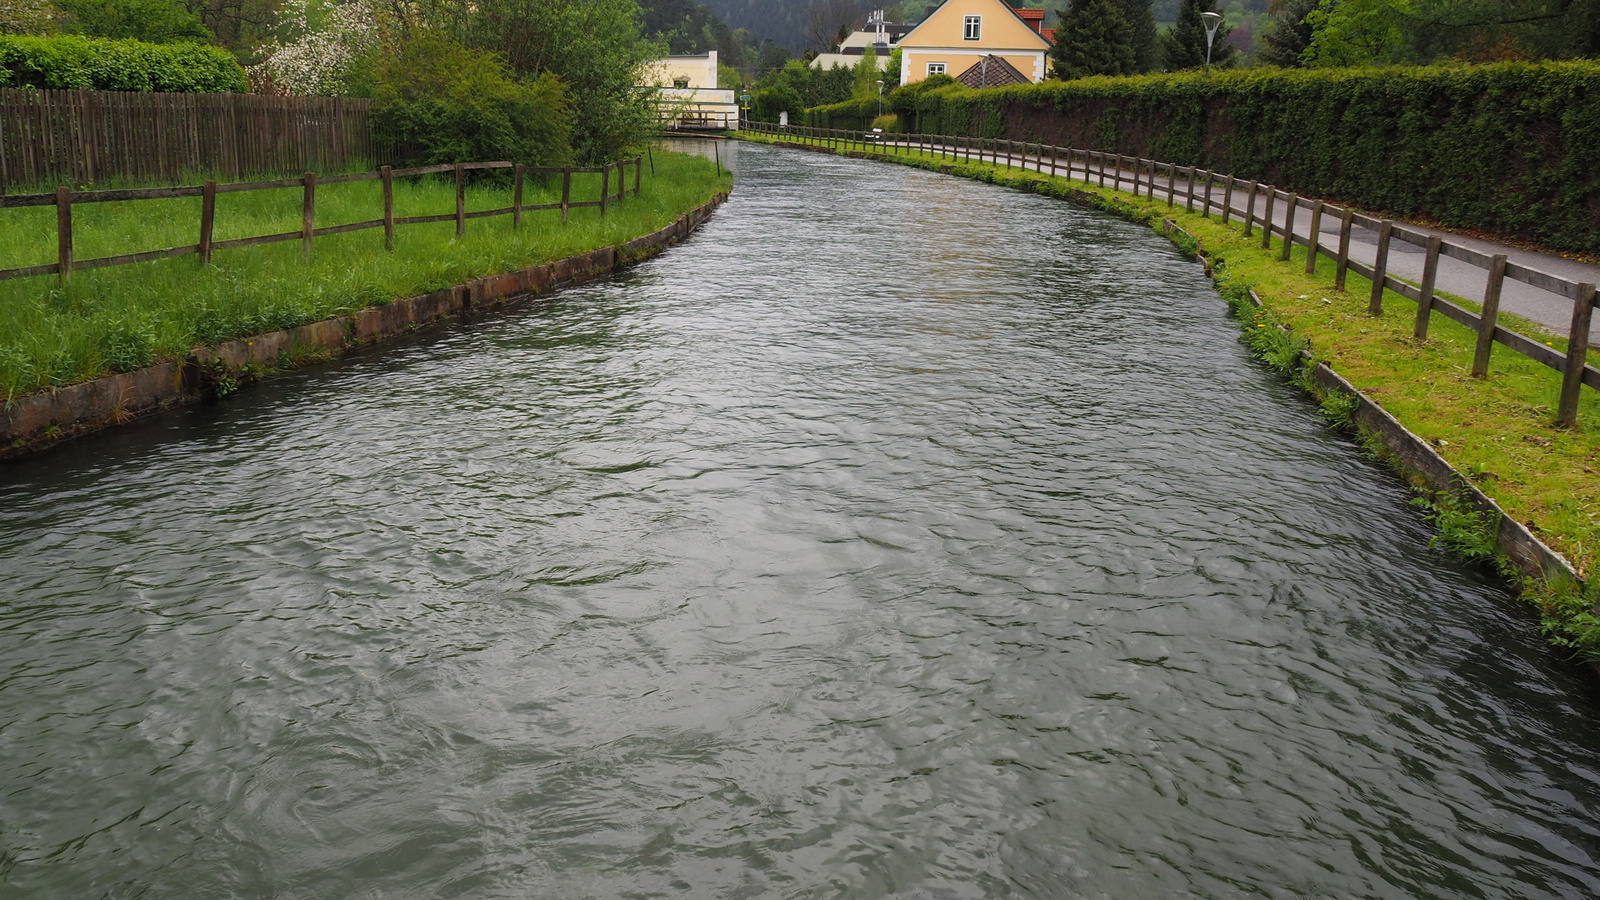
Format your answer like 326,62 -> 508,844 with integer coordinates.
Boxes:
926,62 -> 947,76
964,15 -> 982,40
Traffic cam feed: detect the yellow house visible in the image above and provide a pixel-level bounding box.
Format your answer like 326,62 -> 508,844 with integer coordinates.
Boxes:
896,0 -> 1051,86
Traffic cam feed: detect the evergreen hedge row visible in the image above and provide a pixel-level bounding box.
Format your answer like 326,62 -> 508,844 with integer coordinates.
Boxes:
0,35 -> 248,93
806,62 -> 1600,253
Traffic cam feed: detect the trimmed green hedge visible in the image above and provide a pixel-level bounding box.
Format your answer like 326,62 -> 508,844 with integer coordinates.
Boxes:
0,35 -> 247,93
807,97 -> 878,131
808,62 -> 1600,253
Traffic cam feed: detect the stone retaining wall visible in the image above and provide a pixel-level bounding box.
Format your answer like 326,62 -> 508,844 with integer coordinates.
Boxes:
1,191 -> 729,460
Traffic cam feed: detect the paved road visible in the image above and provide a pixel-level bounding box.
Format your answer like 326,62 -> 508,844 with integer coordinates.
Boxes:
875,137 -> 1600,343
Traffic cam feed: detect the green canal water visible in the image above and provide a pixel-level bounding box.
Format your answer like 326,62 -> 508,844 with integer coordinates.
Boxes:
2,141 -> 1598,898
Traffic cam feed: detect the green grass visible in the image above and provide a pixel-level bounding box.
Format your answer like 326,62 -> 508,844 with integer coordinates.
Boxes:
0,150 -> 731,401
744,128 -> 1600,658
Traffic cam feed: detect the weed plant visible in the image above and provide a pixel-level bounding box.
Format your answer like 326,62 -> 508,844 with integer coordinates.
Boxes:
0,151 -> 730,401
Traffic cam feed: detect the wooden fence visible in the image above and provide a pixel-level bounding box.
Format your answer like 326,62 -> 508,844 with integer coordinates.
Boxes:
746,122 -> 1600,430
0,90 -> 379,190
0,156 -> 645,283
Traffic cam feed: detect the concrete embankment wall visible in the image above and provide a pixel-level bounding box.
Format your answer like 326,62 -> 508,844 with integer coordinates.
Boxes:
1,191 -> 730,460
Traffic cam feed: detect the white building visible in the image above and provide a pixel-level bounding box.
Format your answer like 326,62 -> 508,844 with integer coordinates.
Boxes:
642,50 -> 739,130
810,10 -> 914,71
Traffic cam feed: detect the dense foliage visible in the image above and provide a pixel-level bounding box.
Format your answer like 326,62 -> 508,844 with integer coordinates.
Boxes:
745,58 -> 856,121
51,0 -> 210,43
1051,0 -> 1137,79
416,0 -> 657,163
0,33 -> 248,90
814,60 -> 1600,253
370,33 -> 571,167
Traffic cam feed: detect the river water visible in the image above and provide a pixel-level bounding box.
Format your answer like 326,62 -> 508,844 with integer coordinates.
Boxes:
3,141 -> 1600,898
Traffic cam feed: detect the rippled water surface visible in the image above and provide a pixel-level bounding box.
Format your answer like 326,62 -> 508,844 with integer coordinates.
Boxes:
4,142 -> 1600,898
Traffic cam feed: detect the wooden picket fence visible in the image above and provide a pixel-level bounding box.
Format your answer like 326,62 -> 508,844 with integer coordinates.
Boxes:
746,121 -> 1600,430
0,157 -> 645,283
0,89 -> 378,190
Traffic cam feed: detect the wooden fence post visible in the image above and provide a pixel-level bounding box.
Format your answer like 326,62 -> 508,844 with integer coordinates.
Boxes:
1201,171 -> 1214,218
1280,194 -> 1298,262
1305,200 -> 1324,274
1368,220 -> 1394,314
1260,188 -> 1276,250
302,172 -> 315,258
1413,235 -> 1443,340
1335,207 -> 1354,291
600,164 -> 609,215
617,160 -> 627,200
381,165 -> 394,250
199,179 -> 216,265
1221,175 -> 1235,225
454,164 -> 465,237
1049,147 -> 1058,179
1184,167 -> 1196,212
512,163 -> 524,228
1557,283 -> 1596,427
56,186 -> 71,285
1166,164 -> 1176,207
1242,181 -> 1257,236
635,157 -> 643,195
1472,253 -> 1509,377
561,166 -> 571,223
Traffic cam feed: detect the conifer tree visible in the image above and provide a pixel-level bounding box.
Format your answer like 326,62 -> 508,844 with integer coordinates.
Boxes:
1157,0 -> 1235,71
1050,0 -> 1137,80
1258,0 -> 1318,67
1116,0 -> 1158,73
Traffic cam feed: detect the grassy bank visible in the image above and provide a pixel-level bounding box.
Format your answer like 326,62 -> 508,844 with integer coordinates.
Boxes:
742,130 -> 1600,658
0,150 -> 731,401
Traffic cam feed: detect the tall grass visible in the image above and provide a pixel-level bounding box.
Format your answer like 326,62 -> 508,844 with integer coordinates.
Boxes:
0,151 -> 730,400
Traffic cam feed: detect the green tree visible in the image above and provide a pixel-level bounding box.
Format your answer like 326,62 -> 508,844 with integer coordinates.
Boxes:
1051,0 -> 1136,79
1258,0 -> 1318,66
54,0 -> 211,42
1116,0 -> 1158,72
1301,0 -> 1405,66
419,0 -> 659,163
1301,0 -> 1600,66
851,43 -> 877,98
1158,0 -> 1234,70
371,32 -> 571,166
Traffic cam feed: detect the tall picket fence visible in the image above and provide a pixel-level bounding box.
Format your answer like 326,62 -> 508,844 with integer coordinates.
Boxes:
0,89 -> 380,190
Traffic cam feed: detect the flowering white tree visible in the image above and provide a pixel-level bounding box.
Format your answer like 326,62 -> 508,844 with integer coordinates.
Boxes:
250,0 -> 380,96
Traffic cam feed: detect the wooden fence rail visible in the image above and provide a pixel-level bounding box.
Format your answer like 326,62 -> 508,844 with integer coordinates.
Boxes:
0,155 -> 644,286
0,89 -> 379,191
746,121 -> 1600,429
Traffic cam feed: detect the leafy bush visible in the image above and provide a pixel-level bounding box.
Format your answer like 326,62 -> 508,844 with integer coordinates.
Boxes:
805,96 -> 878,130
52,0 -> 210,44
0,34 -> 247,92
878,61 -> 1600,253
750,83 -> 804,123
370,34 -> 571,167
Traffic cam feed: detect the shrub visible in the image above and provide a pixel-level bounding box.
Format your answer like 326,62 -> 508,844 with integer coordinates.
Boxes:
751,83 -> 804,124
370,34 -> 571,167
0,34 -> 247,92
883,61 -> 1600,253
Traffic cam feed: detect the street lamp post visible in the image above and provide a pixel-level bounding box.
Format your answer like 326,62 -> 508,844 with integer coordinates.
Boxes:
1200,11 -> 1223,74
876,79 -> 885,119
